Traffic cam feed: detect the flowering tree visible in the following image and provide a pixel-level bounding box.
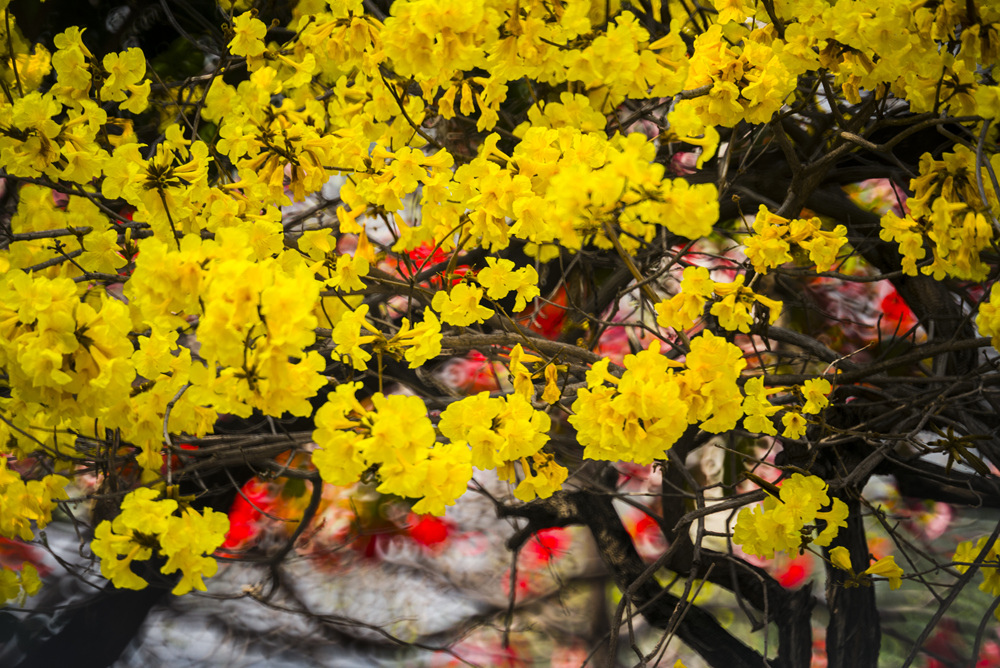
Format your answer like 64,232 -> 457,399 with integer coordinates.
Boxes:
2,0 -> 1000,666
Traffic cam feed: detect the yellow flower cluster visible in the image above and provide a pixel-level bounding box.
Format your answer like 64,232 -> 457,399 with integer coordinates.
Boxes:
0,459 -> 69,541
312,384 -> 473,515
506,452 -> 568,503
656,267 -> 783,334
733,474 -> 849,559
742,377 -> 783,437
679,23 -> 797,128
744,206 -> 848,274
313,346 -> 561,507
744,376 -> 829,439
564,12 -> 687,104
91,488 -> 230,595
379,3 -> 688,123
881,147 -> 998,281
439,387 -> 557,502
954,536 -> 1000,619
296,0 -> 382,77
382,0 -> 498,94
0,271 -> 135,435
571,334 -> 743,464
127,233 -> 328,421
0,562 -> 42,606
330,303 -> 443,370
432,283 -> 495,326
976,284 -> 1000,351
737,0 -> 1000,118
3,186 -> 115,278
1,27 -> 152,183
215,92 -> 339,207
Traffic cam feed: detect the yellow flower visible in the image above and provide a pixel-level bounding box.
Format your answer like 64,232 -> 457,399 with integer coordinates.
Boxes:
332,304 -> 379,371
477,257 -> 518,300
801,378 -> 832,414
508,343 -> 540,400
800,226 -> 848,272
744,225 -> 791,273
508,265 -> 540,312
313,429 -> 368,485
865,555 -> 904,590
327,253 -> 370,292
79,229 -> 124,275
229,11 -> 268,58
392,311 -> 442,369
541,363 -> 561,404
656,266 -> 713,331
364,393 -> 437,465
742,376 -> 783,436
656,292 -> 705,331
712,0 -> 754,24
513,452 -> 568,502
91,521 -> 152,590
781,411 -> 808,439
159,507 -> 230,595
118,487 -> 177,535
709,276 -> 781,334
51,27 -> 93,102
101,48 -> 146,103
431,283 -> 494,326
406,441 -> 473,516
438,392 -> 505,469
829,546 -> 853,571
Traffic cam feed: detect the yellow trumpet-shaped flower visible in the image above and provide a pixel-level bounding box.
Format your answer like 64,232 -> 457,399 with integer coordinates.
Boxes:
829,546 -> 904,590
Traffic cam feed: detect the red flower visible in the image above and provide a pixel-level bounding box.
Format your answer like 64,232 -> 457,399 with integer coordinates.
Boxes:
407,513 -> 450,547
223,479 -> 271,550
879,288 -> 916,334
400,244 -> 470,288
0,537 -> 51,576
524,528 -> 568,565
517,285 -> 568,339
775,554 -> 811,588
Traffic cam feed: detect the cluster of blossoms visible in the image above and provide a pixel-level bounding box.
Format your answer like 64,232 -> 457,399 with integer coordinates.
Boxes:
0,459 -> 68,542
311,383 -> 474,515
733,473 -> 908,589
0,560 -> 42,606
740,376 -> 829,440
733,474 -> 849,559
570,335 -> 745,464
880,145 -> 1000,345
331,302 -> 443,371
90,488 -> 230,595
881,146 -> 999,281
0,269 -> 134,437
121,230 -> 330,472
441,345 -> 564,502
953,536 -> 1000,619
744,206 -> 849,274
313,342 -> 562,511
680,22 -> 798,129
655,265 -> 783,334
